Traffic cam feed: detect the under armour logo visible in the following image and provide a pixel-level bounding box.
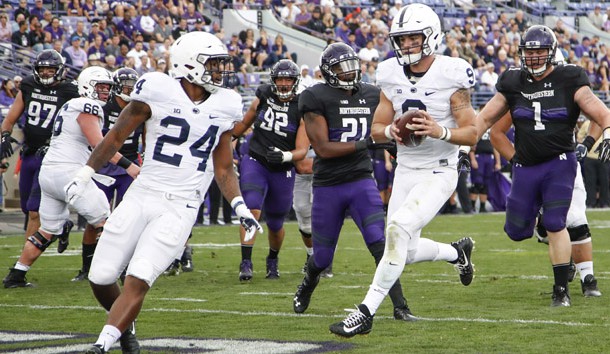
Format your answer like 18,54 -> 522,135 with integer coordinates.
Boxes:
50,90 -> 57,95
359,99 -> 366,104
544,83 -> 552,88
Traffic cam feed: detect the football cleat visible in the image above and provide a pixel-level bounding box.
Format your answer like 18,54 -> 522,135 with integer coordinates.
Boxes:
265,257 -> 280,279
329,306 -> 374,338
451,237 -> 475,286
393,305 -> 418,321
119,321 -> 140,354
567,258 -> 576,283
551,285 -> 571,307
581,274 -> 602,297
293,273 -> 320,313
301,254 -> 310,274
57,220 -> 74,253
3,268 -> 34,288
180,245 -> 194,272
71,270 -> 88,282
239,259 -> 253,282
84,344 -> 106,353
164,260 -> 181,276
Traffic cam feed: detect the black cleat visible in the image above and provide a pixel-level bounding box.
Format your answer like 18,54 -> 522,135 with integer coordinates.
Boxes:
320,264 -> 334,278
581,274 -> 602,297
301,254 -> 310,274
293,273 -> 320,313
265,257 -> 279,279
451,237 -> 475,286
119,322 -> 140,354
3,268 -> 34,288
57,220 -> 75,253
180,245 -> 194,272
84,344 -> 105,354
239,259 -> 253,282
71,270 -> 88,282
329,307 -> 374,338
164,260 -> 180,276
393,305 -> 418,321
551,285 -> 571,307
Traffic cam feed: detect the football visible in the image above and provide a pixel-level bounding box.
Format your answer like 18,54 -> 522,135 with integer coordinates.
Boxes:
395,110 -> 425,147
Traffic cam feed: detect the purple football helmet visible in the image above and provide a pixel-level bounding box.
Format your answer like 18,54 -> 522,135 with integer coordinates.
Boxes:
320,42 -> 361,90
112,67 -> 139,102
270,59 -> 300,100
519,25 -> 557,77
33,49 -> 65,86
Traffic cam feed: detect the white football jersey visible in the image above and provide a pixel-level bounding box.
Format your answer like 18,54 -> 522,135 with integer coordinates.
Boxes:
377,55 -> 476,169
130,72 -> 242,198
44,97 -> 104,166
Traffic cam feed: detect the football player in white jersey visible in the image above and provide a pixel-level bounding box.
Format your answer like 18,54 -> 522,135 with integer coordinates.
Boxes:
75,32 -> 262,354
2,66 -> 140,290
330,3 -> 479,337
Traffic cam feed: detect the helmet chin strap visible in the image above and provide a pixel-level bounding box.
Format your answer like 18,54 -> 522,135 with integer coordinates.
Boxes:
528,63 -> 548,77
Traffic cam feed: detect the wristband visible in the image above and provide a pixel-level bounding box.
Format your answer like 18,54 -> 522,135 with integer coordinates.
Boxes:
603,127 -> 610,140
458,145 -> 471,154
281,151 -> 293,163
384,125 -> 393,140
231,196 -> 246,210
117,156 -> 132,169
439,126 -> 452,141
583,136 -> 596,151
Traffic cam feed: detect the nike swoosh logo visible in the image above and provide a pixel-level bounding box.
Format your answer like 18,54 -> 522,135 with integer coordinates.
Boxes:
425,91 -> 435,96
209,115 -> 219,119
342,324 -> 362,333
433,171 -> 444,174
186,204 -> 198,209
389,262 -> 400,266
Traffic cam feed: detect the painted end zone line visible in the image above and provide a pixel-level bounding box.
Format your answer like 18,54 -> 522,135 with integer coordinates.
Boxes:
0,303 -> 593,327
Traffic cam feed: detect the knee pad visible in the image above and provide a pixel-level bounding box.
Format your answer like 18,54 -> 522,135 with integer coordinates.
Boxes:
299,229 -> 312,239
468,186 -> 478,194
479,184 -> 488,195
27,231 -> 53,251
474,183 -> 485,194
126,257 -> 156,287
568,224 -> 591,242
382,223 -> 410,265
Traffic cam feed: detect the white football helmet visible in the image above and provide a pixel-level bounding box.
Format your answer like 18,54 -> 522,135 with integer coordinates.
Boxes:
169,31 -> 231,94
389,3 -> 443,65
77,66 -> 114,106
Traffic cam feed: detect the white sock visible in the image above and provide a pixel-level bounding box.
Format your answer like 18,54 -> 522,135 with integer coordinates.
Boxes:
362,284 -> 389,316
409,238 -> 458,263
14,262 -> 30,272
306,247 -> 314,256
95,325 -> 122,351
576,261 -> 593,281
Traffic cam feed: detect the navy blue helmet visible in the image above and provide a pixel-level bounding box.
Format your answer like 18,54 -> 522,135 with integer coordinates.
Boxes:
33,49 -> 65,86
519,25 -> 557,77
320,42 -> 361,90
112,67 -> 139,102
270,59 -> 300,99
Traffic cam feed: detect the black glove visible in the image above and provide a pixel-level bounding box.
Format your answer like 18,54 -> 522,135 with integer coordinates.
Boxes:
35,145 -> 49,159
355,136 -> 395,151
575,143 -> 588,162
596,138 -> 610,163
0,131 -> 18,159
458,150 -> 471,173
266,146 -> 291,164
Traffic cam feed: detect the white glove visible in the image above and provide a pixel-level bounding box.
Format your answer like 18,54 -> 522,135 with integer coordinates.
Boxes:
231,196 -> 263,242
64,166 -> 95,204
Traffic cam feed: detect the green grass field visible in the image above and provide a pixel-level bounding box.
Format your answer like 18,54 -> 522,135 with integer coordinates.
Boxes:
1,210 -> 610,353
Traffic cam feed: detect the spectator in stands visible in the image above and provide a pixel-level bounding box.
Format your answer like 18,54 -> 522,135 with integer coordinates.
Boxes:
0,13 -> 11,44
0,79 -> 16,107
388,0 -> 401,19
99,19 -> 114,40
298,64 -> 313,91
589,5 -> 604,30
148,38 -> 165,58
182,2 -> 205,29
334,20 -> 350,43
265,33 -> 295,68
133,6 -> 155,42
370,9 -> 388,33
505,22 -> 521,45
109,0 -> 134,18
345,32 -> 360,52
153,15 -> 172,42
126,40 -> 147,69
155,57 -> 167,73
39,10 -> 52,29
29,22 -> 47,52
104,33 -> 120,57
82,0 -> 99,22
88,34 -> 107,62
306,6 -> 324,36
294,2 -> 311,27
12,75 -> 21,95
358,39 -> 379,65
64,35 -> 88,70
11,20 -> 29,50
513,9 -> 527,32
52,38 -> 71,67
492,48 -> 511,74
553,19 -> 569,39
87,22 -> 106,43
30,0 -> 45,20
104,54 -> 117,70
574,36 -> 592,59
354,23 -> 373,49
482,44 -> 494,64
117,11 -> 137,44
474,25 -> 485,41
172,17 -> 188,40
373,33 -> 390,61
66,0 -> 83,17
150,0 -> 170,24
321,11 -> 335,34
486,24 -> 502,47
458,37 -> 478,66
280,0 -> 300,24
72,20 -> 89,49
14,0 -> 30,21
479,62 -> 498,92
